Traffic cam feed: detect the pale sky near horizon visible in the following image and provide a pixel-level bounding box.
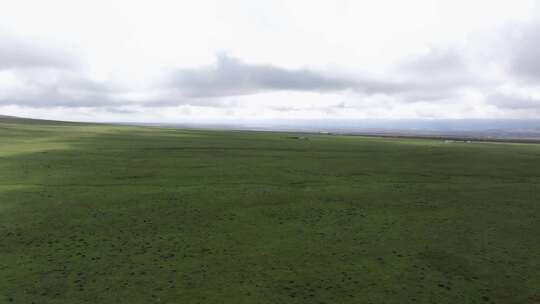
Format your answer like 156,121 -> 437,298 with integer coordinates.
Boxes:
1,0 -> 540,122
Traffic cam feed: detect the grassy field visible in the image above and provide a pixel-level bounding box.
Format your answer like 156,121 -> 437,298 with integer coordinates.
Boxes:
1,117 -> 539,304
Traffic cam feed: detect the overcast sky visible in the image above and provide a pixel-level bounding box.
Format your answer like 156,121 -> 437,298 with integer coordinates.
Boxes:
1,0 -> 540,122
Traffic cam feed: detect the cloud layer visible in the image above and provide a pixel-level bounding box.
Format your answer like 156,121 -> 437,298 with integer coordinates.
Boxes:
1,0 -> 540,121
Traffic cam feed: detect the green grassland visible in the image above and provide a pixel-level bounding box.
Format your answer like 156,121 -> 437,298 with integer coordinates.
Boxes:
1,117 -> 539,303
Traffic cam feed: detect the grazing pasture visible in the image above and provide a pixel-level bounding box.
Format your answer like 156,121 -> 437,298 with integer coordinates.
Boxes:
1,117 -> 539,303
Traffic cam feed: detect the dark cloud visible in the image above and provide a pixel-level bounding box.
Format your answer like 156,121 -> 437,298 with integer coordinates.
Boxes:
0,35 -> 111,108
166,53 -> 408,98
508,21 -> 540,82
392,48 -> 498,103
2,89 -> 114,108
399,48 -> 467,76
488,93 -> 540,110
0,35 -> 78,71
397,48 -> 488,90
0,71 -> 121,108
398,87 -> 463,103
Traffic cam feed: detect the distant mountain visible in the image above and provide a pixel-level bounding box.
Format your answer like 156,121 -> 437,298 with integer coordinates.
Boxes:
149,119 -> 540,141
4,115 -> 540,141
